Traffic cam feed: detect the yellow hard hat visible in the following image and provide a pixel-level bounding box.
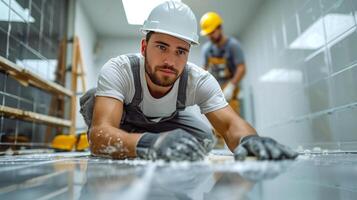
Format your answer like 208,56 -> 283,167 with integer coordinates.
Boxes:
200,12 -> 223,36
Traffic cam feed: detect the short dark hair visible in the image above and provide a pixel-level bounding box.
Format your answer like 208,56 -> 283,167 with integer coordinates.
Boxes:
146,31 -> 154,42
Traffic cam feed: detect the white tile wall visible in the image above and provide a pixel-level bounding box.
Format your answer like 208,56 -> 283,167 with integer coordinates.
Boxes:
241,0 -> 357,150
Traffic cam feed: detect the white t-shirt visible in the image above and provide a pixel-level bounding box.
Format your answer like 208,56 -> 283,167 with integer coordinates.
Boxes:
96,54 -> 228,120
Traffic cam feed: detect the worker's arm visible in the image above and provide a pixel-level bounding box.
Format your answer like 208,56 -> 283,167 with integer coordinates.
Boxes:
231,63 -> 246,85
89,96 -> 141,159
89,96 -> 206,161
230,39 -> 246,85
205,105 -> 298,160
223,63 -> 245,100
205,105 -> 256,151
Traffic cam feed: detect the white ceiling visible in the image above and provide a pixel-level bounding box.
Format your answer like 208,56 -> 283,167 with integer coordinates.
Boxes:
79,0 -> 264,39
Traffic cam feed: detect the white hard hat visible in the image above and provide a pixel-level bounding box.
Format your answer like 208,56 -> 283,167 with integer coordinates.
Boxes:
141,1 -> 199,45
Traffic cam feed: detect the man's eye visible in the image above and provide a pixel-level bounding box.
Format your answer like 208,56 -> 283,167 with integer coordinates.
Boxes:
157,45 -> 166,50
177,50 -> 186,55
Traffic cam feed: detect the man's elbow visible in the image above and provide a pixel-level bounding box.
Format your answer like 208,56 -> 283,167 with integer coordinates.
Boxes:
87,125 -> 109,156
87,125 -> 132,159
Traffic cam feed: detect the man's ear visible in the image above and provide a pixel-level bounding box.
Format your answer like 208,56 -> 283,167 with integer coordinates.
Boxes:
141,38 -> 147,56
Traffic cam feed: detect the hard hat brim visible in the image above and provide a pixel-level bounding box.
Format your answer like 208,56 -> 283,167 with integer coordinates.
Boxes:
200,29 -> 213,36
142,28 -> 199,45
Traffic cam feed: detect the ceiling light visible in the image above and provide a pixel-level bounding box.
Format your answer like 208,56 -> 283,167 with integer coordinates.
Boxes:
122,0 -> 181,25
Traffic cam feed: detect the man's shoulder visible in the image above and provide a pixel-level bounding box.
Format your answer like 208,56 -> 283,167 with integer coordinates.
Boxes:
186,62 -> 210,79
106,53 -> 140,66
228,37 -> 242,47
102,53 -> 142,72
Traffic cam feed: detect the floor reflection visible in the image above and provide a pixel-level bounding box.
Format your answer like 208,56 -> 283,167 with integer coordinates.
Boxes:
0,152 -> 356,200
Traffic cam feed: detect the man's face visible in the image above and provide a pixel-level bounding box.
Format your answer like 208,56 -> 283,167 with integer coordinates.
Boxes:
141,33 -> 190,87
208,28 -> 222,44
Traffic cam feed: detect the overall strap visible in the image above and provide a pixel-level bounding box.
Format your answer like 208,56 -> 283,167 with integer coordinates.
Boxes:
126,54 -> 142,106
176,66 -> 189,110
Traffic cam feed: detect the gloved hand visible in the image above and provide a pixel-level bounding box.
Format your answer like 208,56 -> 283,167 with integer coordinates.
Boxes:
136,129 -> 207,162
234,135 -> 298,161
223,82 -> 235,101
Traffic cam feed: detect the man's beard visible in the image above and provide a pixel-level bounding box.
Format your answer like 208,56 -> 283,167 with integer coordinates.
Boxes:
211,33 -> 222,44
144,50 -> 181,87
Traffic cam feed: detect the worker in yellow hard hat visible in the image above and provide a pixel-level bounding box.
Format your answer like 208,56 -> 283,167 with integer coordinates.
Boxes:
200,12 -> 246,115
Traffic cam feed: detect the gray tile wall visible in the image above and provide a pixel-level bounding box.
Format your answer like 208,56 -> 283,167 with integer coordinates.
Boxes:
0,0 -> 69,148
241,0 -> 357,150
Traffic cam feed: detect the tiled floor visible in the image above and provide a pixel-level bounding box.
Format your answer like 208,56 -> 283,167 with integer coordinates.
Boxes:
0,151 -> 356,200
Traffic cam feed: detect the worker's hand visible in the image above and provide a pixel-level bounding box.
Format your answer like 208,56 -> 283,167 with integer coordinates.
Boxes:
136,129 -> 207,162
234,135 -> 298,161
223,82 -> 235,101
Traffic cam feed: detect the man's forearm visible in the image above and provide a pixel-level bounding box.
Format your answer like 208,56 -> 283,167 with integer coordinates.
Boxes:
231,63 -> 246,85
224,115 -> 256,151
89,125 -> 142,159
207,106 -> 257,152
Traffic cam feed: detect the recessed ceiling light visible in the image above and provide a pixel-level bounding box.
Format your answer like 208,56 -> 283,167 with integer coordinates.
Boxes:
122,0 -> 181,25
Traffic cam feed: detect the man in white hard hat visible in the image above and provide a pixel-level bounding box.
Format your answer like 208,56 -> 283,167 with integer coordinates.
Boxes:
80,1 -> 297,161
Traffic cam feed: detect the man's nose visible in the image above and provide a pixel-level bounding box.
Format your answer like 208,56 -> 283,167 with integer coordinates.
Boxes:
163,52 -> 175,67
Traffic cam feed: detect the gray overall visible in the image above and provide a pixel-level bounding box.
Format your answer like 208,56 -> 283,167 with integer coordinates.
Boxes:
80,54 -> 215,151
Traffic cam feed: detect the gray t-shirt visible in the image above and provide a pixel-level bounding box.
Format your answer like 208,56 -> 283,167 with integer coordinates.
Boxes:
96,54 -> 228,119
202,37 -> 245,73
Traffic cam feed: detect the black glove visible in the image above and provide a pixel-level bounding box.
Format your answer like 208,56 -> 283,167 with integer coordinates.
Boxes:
136,129 -> 207,162
234,135 -> 298,161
